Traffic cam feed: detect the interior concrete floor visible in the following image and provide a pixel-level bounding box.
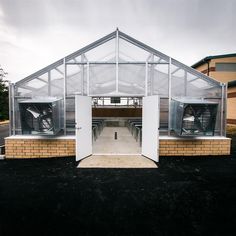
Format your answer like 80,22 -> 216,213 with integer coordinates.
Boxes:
92,127 -> 141,155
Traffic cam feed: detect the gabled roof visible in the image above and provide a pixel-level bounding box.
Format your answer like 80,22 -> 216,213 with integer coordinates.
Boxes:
14,29 -> 223,98
192,53 -> 236,69
16,29 -> 220,87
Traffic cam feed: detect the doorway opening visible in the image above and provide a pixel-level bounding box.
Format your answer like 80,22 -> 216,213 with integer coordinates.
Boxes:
75,95 -> 159,163
92,97 -> 142,155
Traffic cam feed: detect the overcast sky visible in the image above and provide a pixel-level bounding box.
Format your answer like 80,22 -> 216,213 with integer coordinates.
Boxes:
0,0 -> 235,83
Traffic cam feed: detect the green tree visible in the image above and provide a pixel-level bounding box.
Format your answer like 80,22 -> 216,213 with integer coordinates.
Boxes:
0,69 -> 9,121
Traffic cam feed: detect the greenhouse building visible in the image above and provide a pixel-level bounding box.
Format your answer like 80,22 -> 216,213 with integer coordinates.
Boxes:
5,29 -> 231,162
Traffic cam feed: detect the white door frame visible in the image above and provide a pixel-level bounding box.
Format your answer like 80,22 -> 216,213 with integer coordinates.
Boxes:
142,95 -> 160,162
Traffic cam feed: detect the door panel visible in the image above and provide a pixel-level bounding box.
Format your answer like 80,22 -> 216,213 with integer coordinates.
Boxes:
75,95 -> 92,161
142,95 -> 159,162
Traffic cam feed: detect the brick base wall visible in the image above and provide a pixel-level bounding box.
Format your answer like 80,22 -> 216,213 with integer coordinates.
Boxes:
159,138 -> 231,156
5,136 -> 231,159
5,137 -> 75,159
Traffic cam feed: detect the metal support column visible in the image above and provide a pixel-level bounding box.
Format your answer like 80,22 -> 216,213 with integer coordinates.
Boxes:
150,54 -> 154,95
223,83 -> 227,136
145,61 -> 148,96
220,83 -> 226,136
48,71 -> 51,96
87,62 -> 90,96
63,58 -> 67,135
184,70 -> 187,96
168,57 -> 172,136
8,82 -> 12,136
12,83 -> 16,135
81,54 -> 85,95
115,29 -> 119,93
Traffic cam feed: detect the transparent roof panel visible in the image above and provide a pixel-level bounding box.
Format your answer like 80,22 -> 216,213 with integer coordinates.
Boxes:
84,38 -> 116,62
14,29 -> 223,99
119,38 -> 150,62
67,55 -> 82,64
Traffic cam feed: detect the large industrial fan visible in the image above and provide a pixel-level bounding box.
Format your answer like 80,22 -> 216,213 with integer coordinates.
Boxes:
171,98 -> 218,136
19,98 -> 63,135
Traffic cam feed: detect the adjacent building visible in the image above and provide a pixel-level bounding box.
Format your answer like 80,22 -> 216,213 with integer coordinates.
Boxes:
192,54 -> 236,125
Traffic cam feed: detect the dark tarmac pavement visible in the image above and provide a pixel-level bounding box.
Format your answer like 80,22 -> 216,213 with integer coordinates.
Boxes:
0,135 -> 236,236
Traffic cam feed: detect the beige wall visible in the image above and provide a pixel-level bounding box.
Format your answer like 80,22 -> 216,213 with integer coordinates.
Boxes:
210,72 -> 236,83
227,86 -> 236,123
194,56 -> 236,123
195,63 -> 208,73
194,57 -> 236,83
209,57 -> 236,83
227,98 -> 236,120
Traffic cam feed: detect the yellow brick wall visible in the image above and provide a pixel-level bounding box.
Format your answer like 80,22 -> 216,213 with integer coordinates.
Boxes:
159,139 -> 231,156
5,139 -> 75,159
5,137 -> 231,159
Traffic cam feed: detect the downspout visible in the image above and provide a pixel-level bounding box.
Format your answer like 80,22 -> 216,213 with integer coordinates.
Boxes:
207,60 -> 210,76
203,58 -> 210,76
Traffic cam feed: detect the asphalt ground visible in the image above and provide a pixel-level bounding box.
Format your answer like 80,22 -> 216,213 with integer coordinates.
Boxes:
0,135 -> 236,236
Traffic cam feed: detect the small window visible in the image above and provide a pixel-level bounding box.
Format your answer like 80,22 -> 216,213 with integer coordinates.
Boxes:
215,63 -> 236,72
110,97 -> 121,104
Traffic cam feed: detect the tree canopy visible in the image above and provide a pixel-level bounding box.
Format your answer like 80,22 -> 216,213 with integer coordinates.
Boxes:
0,77 -> 9,121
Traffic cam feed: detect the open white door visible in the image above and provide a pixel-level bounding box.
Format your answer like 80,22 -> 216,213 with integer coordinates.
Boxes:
75,95 -> 92,161
142,95 -> 159,162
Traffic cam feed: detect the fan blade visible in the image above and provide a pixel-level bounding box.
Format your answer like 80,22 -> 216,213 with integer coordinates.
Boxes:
26,107 -> 41,118
183,116 -> 195,122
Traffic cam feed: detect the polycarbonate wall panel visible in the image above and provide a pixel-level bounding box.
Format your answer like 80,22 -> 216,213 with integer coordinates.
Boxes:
89,65 -> 116,95
14,98 -> 22,134
152,64 -> 169,97
118,64 -> 145,95
171,60 -> 222,99
50,65 -> 64,97
171,65 -> 186,97
66,65 -> 82,95
16,72 -> 49,97
186,74 -> 221,98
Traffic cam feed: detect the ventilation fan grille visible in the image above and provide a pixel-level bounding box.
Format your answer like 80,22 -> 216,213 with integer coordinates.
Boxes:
19,100 -> 62,135
181,104 -> 217,135
171,99 -> 218,136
